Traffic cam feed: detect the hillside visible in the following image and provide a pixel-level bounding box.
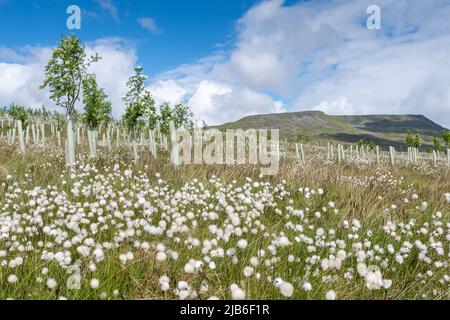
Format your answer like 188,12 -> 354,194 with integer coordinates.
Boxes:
214,111 -> 448,149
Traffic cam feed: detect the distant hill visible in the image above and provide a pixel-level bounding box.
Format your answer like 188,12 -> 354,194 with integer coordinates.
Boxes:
214,111 -> 448,149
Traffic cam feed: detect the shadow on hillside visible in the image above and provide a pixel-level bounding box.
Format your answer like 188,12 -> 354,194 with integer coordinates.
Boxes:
320,133 -> 406,149
356,119 -> 445,136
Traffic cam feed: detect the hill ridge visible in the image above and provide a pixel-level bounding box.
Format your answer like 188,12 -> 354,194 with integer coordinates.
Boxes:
215,111 -> 448,148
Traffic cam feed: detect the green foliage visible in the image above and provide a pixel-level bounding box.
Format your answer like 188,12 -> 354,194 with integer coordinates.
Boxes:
158,102 -> 193,135
433,137 -> 441,151
413,133 -> 422,149
53,111 -> 66,131
144,92 -> 159,130
82,74 -> 112,130
368,141 -> 376,151
405,130 -> 422,148
159,102 -> 172,135
357,138 -> 367,147
8,103 -> 29,128
173,102 -> 193,129
405,131 -> 414,148
296,129 -> 310,144
122,66 -> 157,135
40,34 -> 99,118
442,131 -> 450,148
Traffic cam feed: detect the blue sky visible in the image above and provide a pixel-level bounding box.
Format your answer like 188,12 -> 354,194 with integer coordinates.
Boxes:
0,0 -> 265,74
1,0 -> 450,127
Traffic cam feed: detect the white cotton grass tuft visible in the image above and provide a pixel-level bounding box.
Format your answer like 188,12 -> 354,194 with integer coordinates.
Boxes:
420,202 -> 428,212
156,251 -> 167,262
279,282 -> 294,298
273,277 -> 284,287
302,282 -> 312,292
326,290 -> 336,300
90,278 -> 100,289
46,278 -> 57,290
159,275 -> 170,292
230,284 -> 246,300
7,274 -> 18,284
243,266 -> 254,277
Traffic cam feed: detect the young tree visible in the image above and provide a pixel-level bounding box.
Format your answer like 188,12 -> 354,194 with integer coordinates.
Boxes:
443,131 -> 450,148
40,34 -> 99,165
53,111 -> 66,132
296,129 -> 310,144
173,102 -> 193,130
143,92 -> 158,130
405,130 -> 414,148
82,74 -> 112,156
122,66 -> 156,159
159,102 -> 173,135
357,138 -> 367,148
8,103 -> 28,127
412,133 -> 422,149
159,101 -> 193,135
433,137 -> 441,151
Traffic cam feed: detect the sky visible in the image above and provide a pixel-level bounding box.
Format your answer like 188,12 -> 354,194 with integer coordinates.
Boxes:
0,0 -> 449,128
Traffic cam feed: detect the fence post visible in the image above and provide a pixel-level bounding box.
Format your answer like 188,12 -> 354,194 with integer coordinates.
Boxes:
376,146 -> 380,164
17,120 -> 25,153
169,121 -> 180,167
389,146 -> 395,165
300,143 -> 305,165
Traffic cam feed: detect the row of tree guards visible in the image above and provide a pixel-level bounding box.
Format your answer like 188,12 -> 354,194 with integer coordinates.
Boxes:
0,115 -> 168,161
2,115 -> 450,167
313,142 -> 450,166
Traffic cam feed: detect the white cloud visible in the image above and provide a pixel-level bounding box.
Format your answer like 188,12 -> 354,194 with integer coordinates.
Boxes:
0,38 -> 137,118
95,0 -> 119,22
137,17 -> 159,34
148,0 -> 450,127
149,80 -> 186,107
86,38 -> 138,118
187,80 -> 285,126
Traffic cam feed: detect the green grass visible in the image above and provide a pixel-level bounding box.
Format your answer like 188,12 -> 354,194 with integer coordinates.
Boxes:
0,142 -> 449,300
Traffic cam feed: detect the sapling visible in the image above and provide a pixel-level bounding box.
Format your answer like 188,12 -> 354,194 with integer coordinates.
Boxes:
82,74 -> 112,156
122,66 -> 156,161
40,34 -> 100,165
441,131 -> 450,149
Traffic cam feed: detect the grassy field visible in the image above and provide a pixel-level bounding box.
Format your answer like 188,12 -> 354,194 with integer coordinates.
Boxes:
0,141 -> 449,300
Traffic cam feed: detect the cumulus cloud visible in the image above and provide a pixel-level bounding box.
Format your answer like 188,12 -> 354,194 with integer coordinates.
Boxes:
187,81 -> 285,126
0,38 -> 137,118
149,80 -> 186,107
149,0 -> 450,127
